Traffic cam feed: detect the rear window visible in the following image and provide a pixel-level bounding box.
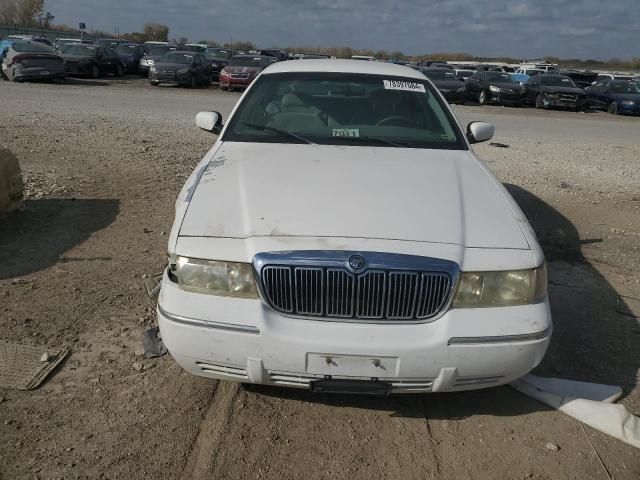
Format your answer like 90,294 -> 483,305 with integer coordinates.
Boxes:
13,41 -> 54,53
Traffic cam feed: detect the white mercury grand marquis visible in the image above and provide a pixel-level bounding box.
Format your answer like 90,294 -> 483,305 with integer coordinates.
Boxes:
158,59 -> 552,395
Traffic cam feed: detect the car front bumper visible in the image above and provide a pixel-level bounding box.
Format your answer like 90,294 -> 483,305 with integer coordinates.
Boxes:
150,70 -> 190,85
491,92 -> 522,105
219,76 -> 253,87
158,270 -> 552,393
64,62 -> 92,76
618,103 -> 640,115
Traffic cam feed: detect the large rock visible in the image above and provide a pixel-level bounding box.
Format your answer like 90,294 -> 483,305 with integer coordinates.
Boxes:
0,149 -> 24,215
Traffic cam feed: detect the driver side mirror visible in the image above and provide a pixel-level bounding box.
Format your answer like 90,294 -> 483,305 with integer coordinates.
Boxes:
196,111 -> 223,134
466,121 -> 494,144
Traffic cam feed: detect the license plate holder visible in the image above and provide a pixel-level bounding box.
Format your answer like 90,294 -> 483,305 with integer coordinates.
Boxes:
310,379 -> 391,395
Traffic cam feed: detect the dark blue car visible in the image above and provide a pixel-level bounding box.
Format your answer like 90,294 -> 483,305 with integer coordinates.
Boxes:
585,79 -> 640,115
115,43 -> 145,73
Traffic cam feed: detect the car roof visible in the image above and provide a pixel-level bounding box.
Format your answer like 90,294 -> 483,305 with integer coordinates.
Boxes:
263,59 -> 425,79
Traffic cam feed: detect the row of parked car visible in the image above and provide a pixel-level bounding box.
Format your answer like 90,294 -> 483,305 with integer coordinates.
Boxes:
419,65 -> 640,115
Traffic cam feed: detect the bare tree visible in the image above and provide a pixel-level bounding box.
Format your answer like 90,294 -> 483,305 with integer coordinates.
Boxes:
143,23 -> 169,42
0,0 -> 18,24
15,0 -> 43,26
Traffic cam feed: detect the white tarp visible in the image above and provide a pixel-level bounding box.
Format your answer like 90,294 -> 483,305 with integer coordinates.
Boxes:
511,374 -> 640,449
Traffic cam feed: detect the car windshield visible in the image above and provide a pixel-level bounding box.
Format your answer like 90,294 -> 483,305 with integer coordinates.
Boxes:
423,70 -> 457,80
116,44 -> 139,53
223,72 -> 465,149
486,72 -> 514,83
229,56 -> 262,67
541,76 -> 576,87
12,41 -> 54,53
149,46 -> 172,56
610,82 -> 640,94
64,45 -> 96,56
160,52 -> 193,64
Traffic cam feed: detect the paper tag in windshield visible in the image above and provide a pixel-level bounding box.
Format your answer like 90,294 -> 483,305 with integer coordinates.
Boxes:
383,80 -> 426,93
332,128 -> 360,138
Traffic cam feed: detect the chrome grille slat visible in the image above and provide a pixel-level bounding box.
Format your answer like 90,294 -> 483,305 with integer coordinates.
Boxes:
260,263 -> 452,322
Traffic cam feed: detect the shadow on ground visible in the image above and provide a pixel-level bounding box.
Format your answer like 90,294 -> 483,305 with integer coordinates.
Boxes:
0,198 -> 119,279
244,185 -> 639,418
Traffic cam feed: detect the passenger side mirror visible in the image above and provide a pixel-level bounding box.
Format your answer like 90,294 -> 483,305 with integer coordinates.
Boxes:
466,121 -> 494,144
196,111 -> 223,134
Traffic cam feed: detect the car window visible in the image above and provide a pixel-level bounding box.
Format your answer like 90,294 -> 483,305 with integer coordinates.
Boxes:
422,70 -> 457,81
223,72 -> 466,150
161,53 -> 194,64
541,76 -> 576,87
229,56 -> 263,67
610,82 -> 640,94
64,45 -> 96,56
485,72 -> 514,83
11,41 -> 54,53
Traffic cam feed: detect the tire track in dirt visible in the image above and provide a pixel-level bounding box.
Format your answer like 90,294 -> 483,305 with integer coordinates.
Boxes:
181,381 -> 242,480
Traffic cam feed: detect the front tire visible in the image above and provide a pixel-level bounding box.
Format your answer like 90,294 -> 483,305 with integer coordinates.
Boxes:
115,64 -> 123,77
535,94 -> 544,109
608,102 -> 619,115
189,75 -> 197,89
91,64 -> 100,79
150,80 -> 159,86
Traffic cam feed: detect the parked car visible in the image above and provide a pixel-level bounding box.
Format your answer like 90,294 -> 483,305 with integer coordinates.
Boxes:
509,73 -> 530,85
115,43 -> 145,73
522,74 -> 586,110
557,70 -> 598,89
585,79 -> 640,115
61,44 -> 124,78
139,44 -> 176,76
454,69 -> 474,82
420,67 -> 466,103
465,71 -> 523,106
219,54 -> 273,91
1,34 -> 52,47
149,51 -> 210,87
260,49 -> 288,61
204,48 -> 234,82
53,38 -> 91,52
184,44 -> 208,54
595,73 -> 636,82
158,59 -> 551,395
515,68 -> 544,76
1,41 -> 65,82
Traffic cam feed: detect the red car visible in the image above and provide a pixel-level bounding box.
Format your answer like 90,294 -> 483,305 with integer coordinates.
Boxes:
219,54 -> 275,91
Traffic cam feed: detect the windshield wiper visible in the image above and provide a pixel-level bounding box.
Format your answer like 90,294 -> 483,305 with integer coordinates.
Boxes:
351,136 -> 411,148
241,122 -> 314,145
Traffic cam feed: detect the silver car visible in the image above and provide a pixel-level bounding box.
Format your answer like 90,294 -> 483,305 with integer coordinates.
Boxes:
1,41 -> 65,82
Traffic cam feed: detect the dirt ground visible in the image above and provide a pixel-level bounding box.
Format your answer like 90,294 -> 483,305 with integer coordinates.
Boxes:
0,77 -> 639,480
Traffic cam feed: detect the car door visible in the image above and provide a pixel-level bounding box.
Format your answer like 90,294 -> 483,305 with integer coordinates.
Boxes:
525,76 -> 540,103
193,55 -> 207,82
590,81 -> 607,109
465,72 -> 481,97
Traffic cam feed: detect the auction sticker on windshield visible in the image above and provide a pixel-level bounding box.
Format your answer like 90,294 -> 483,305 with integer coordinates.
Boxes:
332,128 -> 360,138
383,79 -> 426,93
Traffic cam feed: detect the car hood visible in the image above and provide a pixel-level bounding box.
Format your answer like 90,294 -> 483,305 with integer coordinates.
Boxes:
61,54 -> 94,62
179,143 -> 530,250
432,80 -> 464,90
491,82 -> 522,91
541,86 -> 584,94
224,65 -> 260,73
156,62 -> 190,70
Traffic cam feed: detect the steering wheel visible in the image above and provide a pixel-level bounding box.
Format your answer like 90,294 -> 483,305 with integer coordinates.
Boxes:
375,116 -> 412,127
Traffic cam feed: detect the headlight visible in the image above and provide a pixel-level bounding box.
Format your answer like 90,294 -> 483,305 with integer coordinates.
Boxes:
622,100 -> 635,106
489,85 -> 501,93
220,70 -> 229,76
176,257 -> 258,298
453,264 -> 547,308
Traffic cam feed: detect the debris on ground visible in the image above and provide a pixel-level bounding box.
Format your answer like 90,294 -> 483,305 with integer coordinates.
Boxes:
489,142 -> 510,148
0,341 -> 69,390
545,442 -> 559,451
141,326 -> 167,358
143,272 -> 163,306
512,374 -> 640,449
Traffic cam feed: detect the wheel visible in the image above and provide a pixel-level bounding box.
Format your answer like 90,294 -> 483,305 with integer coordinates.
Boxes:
608,102 -> 618,115
115,64 -> 123,77
189,75 -> 197,89
150,81 -> 160,86
220,83 -> 227,91
0,68 -> 8,81
478,90 -> 487,105
91,64 -> 100,79
535,94 -> 544,109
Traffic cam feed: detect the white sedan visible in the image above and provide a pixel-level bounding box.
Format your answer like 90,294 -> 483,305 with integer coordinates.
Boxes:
158,59 -> 551,394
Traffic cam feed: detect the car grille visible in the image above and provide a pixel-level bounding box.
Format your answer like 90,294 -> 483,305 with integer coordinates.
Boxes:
558,94 -> 577,102
260,265 -> 452,321
230,73 -> 249,79
158,70 -> 175,80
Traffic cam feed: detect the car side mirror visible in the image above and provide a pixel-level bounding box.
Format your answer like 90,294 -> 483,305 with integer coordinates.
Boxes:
196,111 -> 223,134
467,121 -> 494,144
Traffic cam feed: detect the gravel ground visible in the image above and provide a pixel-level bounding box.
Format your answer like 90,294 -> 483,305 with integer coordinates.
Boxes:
0,77 -> 639,480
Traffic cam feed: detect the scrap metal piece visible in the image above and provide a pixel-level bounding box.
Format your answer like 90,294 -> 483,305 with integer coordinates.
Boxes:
142,326 -> 167,358
0,341 -> 69,390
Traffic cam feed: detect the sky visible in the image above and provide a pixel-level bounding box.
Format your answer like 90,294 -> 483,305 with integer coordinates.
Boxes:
46,0 -> 640,59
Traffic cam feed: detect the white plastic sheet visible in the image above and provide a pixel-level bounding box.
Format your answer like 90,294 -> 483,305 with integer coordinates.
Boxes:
511,374 -> 640,449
